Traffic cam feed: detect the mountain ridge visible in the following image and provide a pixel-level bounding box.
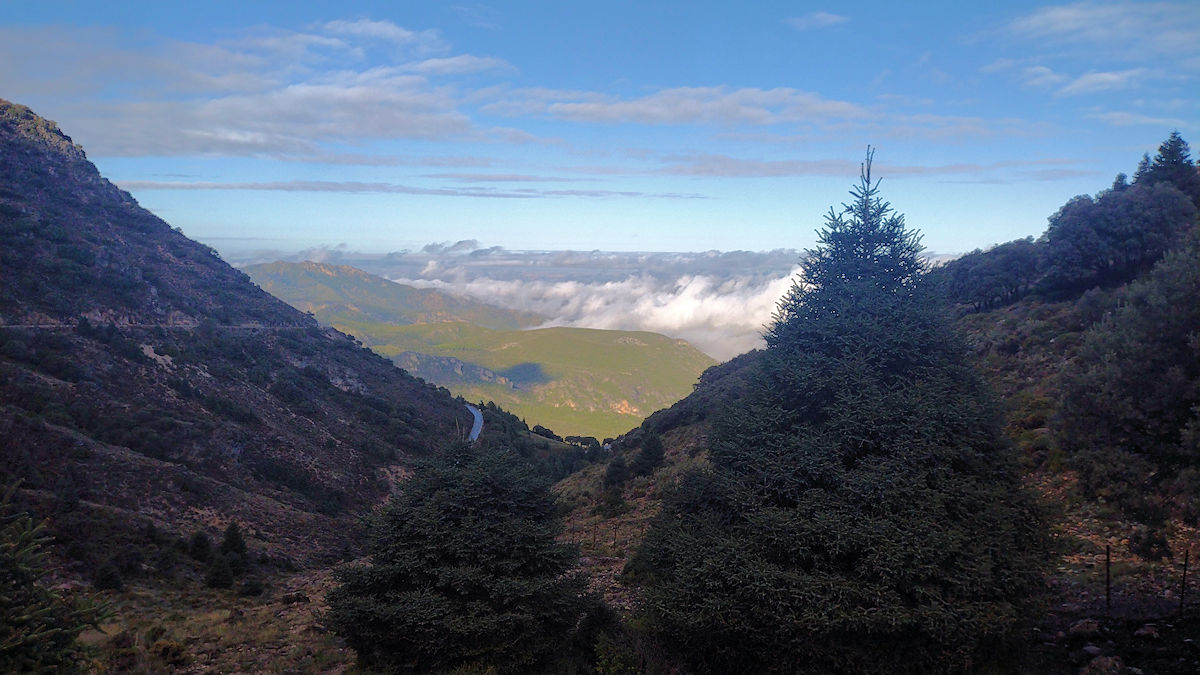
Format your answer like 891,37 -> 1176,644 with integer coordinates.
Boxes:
0,98 -> 472,572
244,260 -> 545,330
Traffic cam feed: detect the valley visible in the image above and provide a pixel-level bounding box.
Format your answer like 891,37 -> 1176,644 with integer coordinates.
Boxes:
245,261 -> 715,440
3,93 -> 1200,673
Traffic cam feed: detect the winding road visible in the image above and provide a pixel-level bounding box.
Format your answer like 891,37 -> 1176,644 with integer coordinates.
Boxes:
465,404 -> 484,442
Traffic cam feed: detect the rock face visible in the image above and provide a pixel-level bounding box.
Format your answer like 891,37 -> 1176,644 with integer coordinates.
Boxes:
0,99 -> 472,569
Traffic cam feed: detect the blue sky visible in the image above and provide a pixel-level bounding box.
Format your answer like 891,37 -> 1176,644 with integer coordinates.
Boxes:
2,1 -> 1197,255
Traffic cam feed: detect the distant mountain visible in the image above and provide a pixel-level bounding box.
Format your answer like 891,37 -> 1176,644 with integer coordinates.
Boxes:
244,260 -> 544,330
0,99 -> 474,572
245,262 -> 716,439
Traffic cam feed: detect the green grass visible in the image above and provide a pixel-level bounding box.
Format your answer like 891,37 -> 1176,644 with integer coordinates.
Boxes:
336,321 -> 715,439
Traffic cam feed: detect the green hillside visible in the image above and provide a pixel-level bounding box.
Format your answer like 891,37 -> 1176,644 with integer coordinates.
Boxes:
333,320 -> 714,440
246,262 -> 716,439
244,260 -> 545,330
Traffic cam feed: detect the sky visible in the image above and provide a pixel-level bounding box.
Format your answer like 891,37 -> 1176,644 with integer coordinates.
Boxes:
1,1 -> 1198,257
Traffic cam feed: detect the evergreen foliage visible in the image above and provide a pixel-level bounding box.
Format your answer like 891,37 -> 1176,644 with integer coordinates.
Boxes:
187,531 -> 211,562
203,555 -> 234,589
629,152 -> 1048,673
1134,131 -> 1200,207
326,444 -> 596,673
219,521 -> 248,574
1041,181 -> 1196,291
932,237 -> 1040,312
603,455 -> 629,487
629,434 -> 665,476
1056,237 -> 1200,527
1,485 -> 102,672
92,559 -> 123,591
936,133 -> 1199,313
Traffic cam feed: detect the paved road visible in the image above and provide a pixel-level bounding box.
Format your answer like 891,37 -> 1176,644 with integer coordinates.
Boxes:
465,404 -> 484,442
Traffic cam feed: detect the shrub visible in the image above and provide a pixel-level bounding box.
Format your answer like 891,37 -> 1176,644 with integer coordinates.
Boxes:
187,531 -> 211,562
327,445 -> 597,673
203,555 -> 234,589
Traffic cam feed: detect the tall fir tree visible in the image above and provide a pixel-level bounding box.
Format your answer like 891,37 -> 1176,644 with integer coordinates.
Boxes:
1135,131 -> 1200,208
326,444 -> 597,674
628,151 -> 1048,673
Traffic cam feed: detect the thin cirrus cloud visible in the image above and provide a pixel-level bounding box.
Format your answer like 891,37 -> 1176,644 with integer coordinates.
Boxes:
1056,68 -> 1147,96
422,173 -> 584,183
115,179 -> 705,200
402,54 -> 516,75
1006,1 -> 1200,57
321,18 -> 447,52
653,153 -> 1087,181
485,86 -> 869,126
785,11 -> 849,31
1016,64 -> 1146,97
1088,111 -> 1188,127
1020,65 -> 1069,89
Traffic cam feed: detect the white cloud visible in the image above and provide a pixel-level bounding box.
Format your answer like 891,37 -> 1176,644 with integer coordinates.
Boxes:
403,54 -> 515,75
980,58 -> 1019,73
0,21 -> 513,157
254,247 -> 806,360
653,153 -> 1084,181
394,271 -> 800,360
1021,65 -> 1068,89
786,12 -> 849,31
1056,68 -> 1147,96
116,179 -> 704,200
487,86 -> 868,126
423,173 -> 582,183
1007,1 -> 1200,56
321,19 -> 447,52
1088,111 -> 1188,126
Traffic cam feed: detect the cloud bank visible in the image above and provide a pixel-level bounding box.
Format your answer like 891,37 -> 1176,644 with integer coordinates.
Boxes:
399,271 -> 799,361
242,244 -> 804,360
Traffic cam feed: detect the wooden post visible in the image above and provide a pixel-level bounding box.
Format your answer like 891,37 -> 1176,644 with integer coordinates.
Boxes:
1105,545 -> 1111,618
1181,548 -> 1190,616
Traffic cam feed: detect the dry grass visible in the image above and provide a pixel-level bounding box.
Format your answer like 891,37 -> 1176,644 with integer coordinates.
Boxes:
80,569 -> 353,673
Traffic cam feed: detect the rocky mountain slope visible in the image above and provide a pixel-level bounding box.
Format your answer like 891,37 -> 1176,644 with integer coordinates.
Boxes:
0,99 -> 474,576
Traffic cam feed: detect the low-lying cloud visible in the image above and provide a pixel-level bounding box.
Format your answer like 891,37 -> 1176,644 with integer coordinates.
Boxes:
399,270 -> 799,360
241,243 -> 805,360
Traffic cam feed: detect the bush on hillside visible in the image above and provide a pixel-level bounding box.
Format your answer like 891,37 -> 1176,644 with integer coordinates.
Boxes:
1057,237 -> 1200,529
327,444 -> 599,673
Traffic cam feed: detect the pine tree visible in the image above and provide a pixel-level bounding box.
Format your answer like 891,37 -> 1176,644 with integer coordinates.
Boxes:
629,152 -> 1047,673
219,521 -> 248,575
1135,131 -> 1200,207
219,521 -> 246,557
1,485 -> 102,672
203,555 -> 234,589
629,434 -> 665,476
326,444 -> 597,673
